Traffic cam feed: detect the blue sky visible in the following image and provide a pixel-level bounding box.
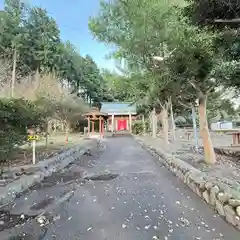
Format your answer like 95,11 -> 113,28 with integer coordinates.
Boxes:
0,0 -> 116,71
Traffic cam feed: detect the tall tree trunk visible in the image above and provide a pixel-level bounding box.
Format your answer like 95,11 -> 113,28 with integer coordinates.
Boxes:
170,99 -> 176,141
35,68 -> 40,83
11,48 -> 17,98
160,107 -> 169,146
198,94 -> 216,164
152,108 -> 156,138
142,115 -> 146,134
149,114 -> 152,136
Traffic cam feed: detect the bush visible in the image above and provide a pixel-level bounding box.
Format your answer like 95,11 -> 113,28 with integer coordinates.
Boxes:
0,98 -> 46,162
132,119 -> 150,134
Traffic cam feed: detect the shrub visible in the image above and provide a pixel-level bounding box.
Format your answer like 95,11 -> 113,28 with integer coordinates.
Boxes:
132,119 -> 150,134
0,98 -> 46,162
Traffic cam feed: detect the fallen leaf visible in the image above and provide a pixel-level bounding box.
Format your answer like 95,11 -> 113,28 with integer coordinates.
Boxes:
122,224 -> 127,229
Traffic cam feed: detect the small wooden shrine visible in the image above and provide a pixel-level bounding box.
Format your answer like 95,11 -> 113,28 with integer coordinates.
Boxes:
84,109 -> 108,137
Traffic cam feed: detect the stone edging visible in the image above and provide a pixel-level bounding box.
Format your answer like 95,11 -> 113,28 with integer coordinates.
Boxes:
0,139 -> 100,206
134,136 -> 240,230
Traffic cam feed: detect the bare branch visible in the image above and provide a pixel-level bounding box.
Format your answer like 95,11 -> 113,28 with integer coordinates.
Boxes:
206,84 -> 217,94
188,80 -> 198,90
156,98 -> 163,108
178,100 -> 192,109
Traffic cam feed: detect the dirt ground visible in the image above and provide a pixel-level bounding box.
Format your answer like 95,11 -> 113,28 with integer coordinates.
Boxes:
0,134 -> 86,180
139,129 -> 240,187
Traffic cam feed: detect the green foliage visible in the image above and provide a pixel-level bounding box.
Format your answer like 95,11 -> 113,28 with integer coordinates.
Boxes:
132,119 -> 150,135
101,69 -> 139,101
89,0 -> 239,116
207,91 -> 238,122
0,98 -> 46,162
0,0 -> 27,52
89,0 -> 176,72
184,0 -> 240,91
89,0 -> 215,113
21,7 -> 61,73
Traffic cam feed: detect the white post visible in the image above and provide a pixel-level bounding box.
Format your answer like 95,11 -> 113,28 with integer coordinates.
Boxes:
149,113 -> 152,135
129,112 -> 132,133
32,140 -> 36,164
111,114 -> 114,132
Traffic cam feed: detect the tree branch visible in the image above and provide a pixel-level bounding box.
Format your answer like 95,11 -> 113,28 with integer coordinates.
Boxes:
156,98 -> 163,108
206,85 -> 216,94
188,79 -> 198,90
188,79 -> 204,95
178,100 -> 192,109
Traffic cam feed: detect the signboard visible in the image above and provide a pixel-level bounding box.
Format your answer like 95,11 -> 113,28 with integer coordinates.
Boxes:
28,135 -> 39,141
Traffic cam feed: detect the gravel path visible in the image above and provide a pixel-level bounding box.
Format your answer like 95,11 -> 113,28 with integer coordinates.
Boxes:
0,136 -> 239,239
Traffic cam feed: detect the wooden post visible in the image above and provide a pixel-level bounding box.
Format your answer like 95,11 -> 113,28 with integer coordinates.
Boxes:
99,117 -> 102,135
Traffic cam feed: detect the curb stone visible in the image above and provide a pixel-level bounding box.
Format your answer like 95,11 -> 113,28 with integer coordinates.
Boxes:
134,135 -> 240,230
0,139 -> 100,206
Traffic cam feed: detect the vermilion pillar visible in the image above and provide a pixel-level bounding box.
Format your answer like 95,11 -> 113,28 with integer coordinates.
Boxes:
92,121 -> 94,134
87,117 -> 90,135
102,120 -> 104,137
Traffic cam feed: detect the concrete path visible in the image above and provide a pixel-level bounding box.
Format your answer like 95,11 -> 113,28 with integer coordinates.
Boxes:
0,136 -> 239,239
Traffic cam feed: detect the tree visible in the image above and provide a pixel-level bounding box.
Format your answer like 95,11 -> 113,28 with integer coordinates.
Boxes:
0,0 -> 109,161
89,0 -> 224,163
22,7 -> 61,74
101,70 -> 139,101
0,0 -> 106,107
89,0 -> 180,144
184,0 -> 240,91
0,0 -> 28,97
